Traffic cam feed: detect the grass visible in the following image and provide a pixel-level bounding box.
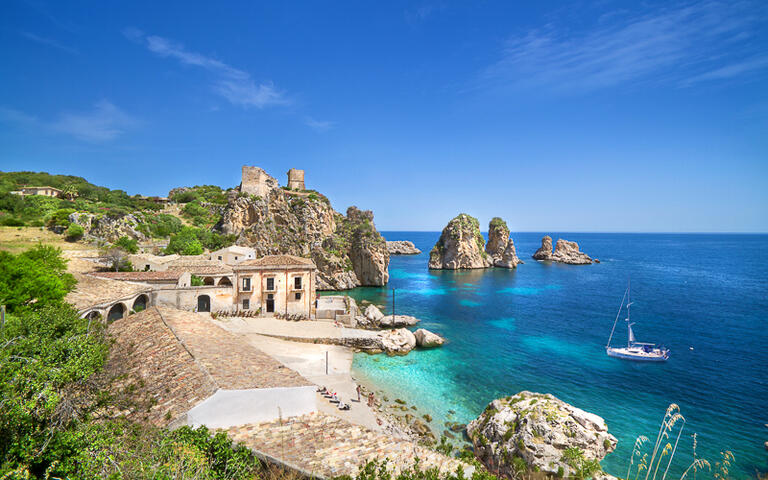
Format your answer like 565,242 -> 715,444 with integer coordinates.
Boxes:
0,226 -> 92,254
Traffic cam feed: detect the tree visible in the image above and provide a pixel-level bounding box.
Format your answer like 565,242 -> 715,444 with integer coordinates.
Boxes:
101,248 -> 132,272
0,245 -> 76,313
113,236 -> 138,254
165,227 -> 204,255
60,184 -> 78,201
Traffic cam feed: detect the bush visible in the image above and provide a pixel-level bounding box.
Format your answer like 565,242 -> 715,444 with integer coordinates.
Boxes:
191,274 -> 204,286
46,208 -> 75,228
114,236 -> 139,254
0,216 -> 25,226
166,227 -> 204,256
0,245 -> 76,313
65,223 -> 84,241
144,213 -> 183,238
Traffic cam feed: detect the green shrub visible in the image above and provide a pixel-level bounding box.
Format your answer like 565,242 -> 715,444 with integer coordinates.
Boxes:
46,208 -> 75,228
191,274 -> 204,286
166,227 -> 204,255
65,223 -> 85,241
114,236 -> 139,254
0,245 -> 76,313
0,216 -> 25,226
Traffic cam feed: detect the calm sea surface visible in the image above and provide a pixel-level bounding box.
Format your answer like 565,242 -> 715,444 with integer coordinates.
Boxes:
339,232 -> 767,478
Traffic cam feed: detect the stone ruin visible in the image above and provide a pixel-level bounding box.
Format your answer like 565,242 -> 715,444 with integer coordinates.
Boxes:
287,168 -> 305,190
240,166 -> 279,197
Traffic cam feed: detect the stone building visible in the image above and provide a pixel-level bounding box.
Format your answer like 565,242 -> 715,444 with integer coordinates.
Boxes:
286,168 -> 305,190
11,186 -> 62,197
233,255 -> 316,317
209,245 -> 257,265
240,166 -> 278,197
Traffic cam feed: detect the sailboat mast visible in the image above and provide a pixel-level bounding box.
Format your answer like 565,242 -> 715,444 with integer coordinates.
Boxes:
606,285 -> 628,348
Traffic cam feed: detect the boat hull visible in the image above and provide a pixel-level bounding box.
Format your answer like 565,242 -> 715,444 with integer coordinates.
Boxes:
606,347 -> 668,362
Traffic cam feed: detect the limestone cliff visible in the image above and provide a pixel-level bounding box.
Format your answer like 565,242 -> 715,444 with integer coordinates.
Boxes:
467,391 -> 617,478
218,188 -> 389,290
429,214 -> 491,269
485,217 -> 521,269
68,212 -> 148,243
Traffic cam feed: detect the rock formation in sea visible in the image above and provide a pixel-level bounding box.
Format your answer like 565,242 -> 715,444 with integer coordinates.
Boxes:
467,391 -> 617,478
485,217 -> 522,269
379,328 -> 416,355
378,314 -> 420,328
532,235 -> 554,260
532,235 -> 593,265
218,176 -> 389,290
387,240 -> 422,255
428,214 -> 492,269
414,328 -> 444,348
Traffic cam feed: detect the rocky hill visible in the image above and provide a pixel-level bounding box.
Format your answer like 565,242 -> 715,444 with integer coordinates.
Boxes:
218,177 -> 388,290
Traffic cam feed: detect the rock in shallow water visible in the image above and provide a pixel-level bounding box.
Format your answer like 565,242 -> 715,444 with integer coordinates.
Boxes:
379,328 -> 416,355
387,240 -> 422,255
378,314 -> 420,328
467,391 -> 617,478
414,328 -> 445,348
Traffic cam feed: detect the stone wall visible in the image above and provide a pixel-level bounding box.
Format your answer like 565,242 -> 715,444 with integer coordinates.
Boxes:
286,168 -> 305,190
241,166 -> 279,197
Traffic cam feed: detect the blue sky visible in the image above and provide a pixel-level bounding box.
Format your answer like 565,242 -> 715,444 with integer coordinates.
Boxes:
1,0 -> 767,232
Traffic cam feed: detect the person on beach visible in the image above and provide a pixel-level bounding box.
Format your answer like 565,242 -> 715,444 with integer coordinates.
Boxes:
367,392 -> 374,407
356,384 -> 361,402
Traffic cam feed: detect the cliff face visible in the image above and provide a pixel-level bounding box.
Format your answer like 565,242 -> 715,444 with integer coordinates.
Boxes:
218,189 -> 388,290
68,212 -> 148,243
429,214 -> 491,269
485,217 -> 521,269
467,391 -> 617,478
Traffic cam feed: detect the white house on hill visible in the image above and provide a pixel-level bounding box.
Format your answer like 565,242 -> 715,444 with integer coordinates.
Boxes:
209,245 -> 257,265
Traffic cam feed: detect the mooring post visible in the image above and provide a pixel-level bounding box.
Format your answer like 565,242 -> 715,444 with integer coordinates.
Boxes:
325,350 -> 329,375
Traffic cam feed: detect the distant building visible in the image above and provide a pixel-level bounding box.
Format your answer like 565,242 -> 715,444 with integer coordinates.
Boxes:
240,166 -> 278,197
286,169 -> 305,190
210,245 -> 257,265
11,186 -> 62,198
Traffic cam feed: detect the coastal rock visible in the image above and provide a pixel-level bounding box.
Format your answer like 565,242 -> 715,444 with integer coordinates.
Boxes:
485,217 -> 521,269
467,391 -> 617,478
365,304 -> 385,322
68,212 -> 148,243
387,240 -> 422,255
532,235 -> 554,261
552,239 -> 593,265
379,328 -> 416,356
218,178 -> 389,290
429,214 -> 492,269
414,328 -> 445,348
378,315 -> 420,328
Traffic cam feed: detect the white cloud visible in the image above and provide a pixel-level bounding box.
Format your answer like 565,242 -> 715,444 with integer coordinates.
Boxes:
0,101 -> 136,142
126,29 -> 289,109
20,31 -> 78,55
481,0 -> 768,93
304,116 -> 335,132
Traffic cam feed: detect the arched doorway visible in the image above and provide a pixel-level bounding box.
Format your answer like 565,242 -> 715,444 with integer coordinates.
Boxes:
85,310 -> 101,321
203,277 -> 215,285
132,294 -> 148,312
107,303 -> 126,322
218,276 -> 232,286
197,295 -> 211,312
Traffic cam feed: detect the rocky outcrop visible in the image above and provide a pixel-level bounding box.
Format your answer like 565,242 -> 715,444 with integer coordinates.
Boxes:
429,214 -> 491,269
218,180 -> 389,290
379,315 -> 420,328
552,239 -> 593,265
387,240 -> 421,255
68,212 -> 148,243
532,235 -> 554,261
485,218 -> 522,269
379,328 -> 416,356
414,329 -> 444,348
467,391 -> 617,478
364,304 -> 385,323
532,236 -> 593,265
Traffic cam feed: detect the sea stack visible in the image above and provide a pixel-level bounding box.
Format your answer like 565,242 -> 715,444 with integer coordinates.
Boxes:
467,391 -> 617,478
532,236 -> 593,265
386,240 -> 422,255
428,214 -> 492,269
485,217 -> 522,269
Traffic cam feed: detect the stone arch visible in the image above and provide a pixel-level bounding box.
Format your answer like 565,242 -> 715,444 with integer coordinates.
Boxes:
197,295 -> 211,312
84,310 -> 102,321
132,294 -> 149,312
107,303 -> 126,322
217,276 -> 232,286
203,276 -> 215,286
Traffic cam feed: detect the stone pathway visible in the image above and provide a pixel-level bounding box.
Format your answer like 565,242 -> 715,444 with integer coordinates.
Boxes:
217,316 -> 381,343
227,412 -> 471,479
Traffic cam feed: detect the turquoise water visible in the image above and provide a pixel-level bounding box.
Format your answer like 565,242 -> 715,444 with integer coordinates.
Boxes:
343,232 -> 768,478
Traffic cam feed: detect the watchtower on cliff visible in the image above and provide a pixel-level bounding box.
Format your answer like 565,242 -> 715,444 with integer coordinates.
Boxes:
241,166 -> 278,197
287,169 -> 305,190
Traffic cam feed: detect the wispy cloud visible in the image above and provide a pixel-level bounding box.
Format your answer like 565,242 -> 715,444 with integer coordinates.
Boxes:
0,101 -> 137,142
125,28 -> 288,109
20,31 -> 78,55
405,4 -> 444,24
481,0 -> 768,93
304,116 -> 335,132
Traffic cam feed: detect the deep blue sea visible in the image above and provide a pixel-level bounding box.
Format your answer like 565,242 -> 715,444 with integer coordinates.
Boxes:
343,232 -> 767,479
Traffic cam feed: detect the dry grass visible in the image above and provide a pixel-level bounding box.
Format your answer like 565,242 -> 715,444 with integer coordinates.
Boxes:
0,226 -> 91,254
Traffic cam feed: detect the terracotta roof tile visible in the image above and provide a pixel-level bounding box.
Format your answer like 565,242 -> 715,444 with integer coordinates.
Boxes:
237,254 -> 316,268
93,271 -> 182,281
66,273 -> 151,311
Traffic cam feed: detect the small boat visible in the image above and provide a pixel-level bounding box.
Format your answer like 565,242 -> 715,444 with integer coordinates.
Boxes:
606,282 -> 669,362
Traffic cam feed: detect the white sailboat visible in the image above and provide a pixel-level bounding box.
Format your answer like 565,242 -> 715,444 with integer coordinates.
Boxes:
606,282 -> 669,362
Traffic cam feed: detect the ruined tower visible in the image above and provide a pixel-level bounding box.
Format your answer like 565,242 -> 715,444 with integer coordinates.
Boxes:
240,166 -> 278,197
287,168 -> 305,190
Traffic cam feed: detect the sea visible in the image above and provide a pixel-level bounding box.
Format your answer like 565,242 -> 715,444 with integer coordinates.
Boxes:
338,232 -> 767,479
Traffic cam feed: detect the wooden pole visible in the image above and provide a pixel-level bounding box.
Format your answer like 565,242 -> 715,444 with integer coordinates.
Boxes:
325,350 -> 329,375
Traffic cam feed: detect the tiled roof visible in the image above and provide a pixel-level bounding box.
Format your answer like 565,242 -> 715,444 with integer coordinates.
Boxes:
166,257 -> 233,274
92,271 -> 182,282
214,245 -> 255,254
66,273 -> 151,311
129,253 -> 180,264
237,254 -> 316,268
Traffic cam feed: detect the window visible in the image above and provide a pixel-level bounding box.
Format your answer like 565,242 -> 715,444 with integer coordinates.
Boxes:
295,292 -> 302,301
266,277 -> 275,291
242,277 -> 251,291
235,256 -> 238,260
294,276 -> 302,289
218,256 -> 222,260
242,299 -> 250,310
